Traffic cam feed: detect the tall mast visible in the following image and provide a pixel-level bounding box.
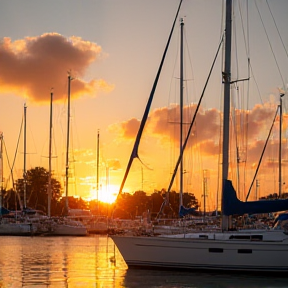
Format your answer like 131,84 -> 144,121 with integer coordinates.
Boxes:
0,133 -> 3,216
23,103 -> 27,210
117,0 -> 183,197
221,0 -> 232,231
48,90 -> 53,217
179,18 -> 184,207
96,129 -> 99,213
65,74 -> 72,214
279,92 -> 285,197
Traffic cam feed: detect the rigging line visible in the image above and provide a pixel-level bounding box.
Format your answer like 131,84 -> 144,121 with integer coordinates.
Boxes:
246,106 -> 279,201
249,61 -> 264,105
244,0 -> 251,156
246,0 -> 250,80
233,4 -> 239,80
237,0 -> 251,83
12,117 -> 24,176
183,28 -> 196,100
27,119 -> 38,158
3,117 -> 24,192
237,0 -> 250,64
117,0 -> 184,197
266,0 -> 288,63
2,138 -> 14,189
216,84 -> 224,214
167,18 -> 180,173
243,85 -> 250,199
168,21 -> 180,108
254,1 -> 285,89
231,85 -> 240,194
183,26 -> 197,185
167,33 -> 224,194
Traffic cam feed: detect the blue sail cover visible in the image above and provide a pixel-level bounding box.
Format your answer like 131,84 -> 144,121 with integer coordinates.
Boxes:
179,205 -> 197,218
0,207 -> 10,215
275,213 -> 288,221
223,180 -> 288,216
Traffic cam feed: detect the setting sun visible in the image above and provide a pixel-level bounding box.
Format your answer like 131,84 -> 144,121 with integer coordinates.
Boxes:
90,184 -> 119,204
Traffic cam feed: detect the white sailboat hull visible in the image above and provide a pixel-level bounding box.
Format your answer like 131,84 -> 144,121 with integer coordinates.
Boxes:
111,231 -> 288,272
0,222 -> 33,236
49,223 -> 87,236
38,218 -> 87,236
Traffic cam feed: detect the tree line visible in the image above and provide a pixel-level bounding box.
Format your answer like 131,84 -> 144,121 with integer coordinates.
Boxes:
1,166 -> 200,219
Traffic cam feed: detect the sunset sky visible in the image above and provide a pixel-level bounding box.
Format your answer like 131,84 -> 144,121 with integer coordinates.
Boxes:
0,0 -> 288,209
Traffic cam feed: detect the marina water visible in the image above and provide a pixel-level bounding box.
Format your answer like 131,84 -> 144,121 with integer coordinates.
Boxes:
0,235 -> 286,288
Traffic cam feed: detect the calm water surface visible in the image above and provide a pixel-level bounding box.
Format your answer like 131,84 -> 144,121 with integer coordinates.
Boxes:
0,235 -> 286,288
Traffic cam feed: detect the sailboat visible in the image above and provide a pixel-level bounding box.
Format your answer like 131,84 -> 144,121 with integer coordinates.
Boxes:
0,106 -> 37,236
152,17 -> 199,234
111,0 -> 288,272
43,83 -> 87,236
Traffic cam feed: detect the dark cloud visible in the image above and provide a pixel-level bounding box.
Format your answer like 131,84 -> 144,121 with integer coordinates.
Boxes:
0,33 -> 113,103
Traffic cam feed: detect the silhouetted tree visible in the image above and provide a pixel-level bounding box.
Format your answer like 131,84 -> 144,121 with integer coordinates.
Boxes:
15,166 -> 62,213
2,188 -> 21,211
148,190 -> 165,217
132,190 -> 149,217
114,189 -> 200,220
260,192 -> 288,200
113,193 -> 134,219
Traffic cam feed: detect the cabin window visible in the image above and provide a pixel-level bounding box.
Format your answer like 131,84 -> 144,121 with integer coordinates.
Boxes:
199,235 -> 208,239
209,248 -> 223,253
251,235 -> 263,241
229,235 -> 250,240
229,235 -> 262,241
238,249 -> 252,254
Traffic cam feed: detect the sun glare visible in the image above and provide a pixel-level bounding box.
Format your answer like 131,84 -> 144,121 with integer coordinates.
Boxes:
90,184 -> 118,204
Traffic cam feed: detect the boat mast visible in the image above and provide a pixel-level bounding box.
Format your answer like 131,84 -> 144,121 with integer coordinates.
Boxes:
0,133 -> 3,216
117,0 -> 183,198
279,92 -> 284,198
65,74 -> 72,214
179,18 -> 184,208
23,103 -> 27,210
221,0 -> 232,231
96,129 -> 99,213
48,90 -> 53,217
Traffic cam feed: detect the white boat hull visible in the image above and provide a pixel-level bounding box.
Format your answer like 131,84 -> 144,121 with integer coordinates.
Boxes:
111,231 -> 288,272
0,223 -> 33,236
38,218 -> 88,236
49,223 -> 87,236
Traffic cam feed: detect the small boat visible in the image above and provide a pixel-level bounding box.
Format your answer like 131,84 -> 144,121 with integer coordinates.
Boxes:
42,217 -> 87,236
67,209 -> 109,234
111,0 -> 288,272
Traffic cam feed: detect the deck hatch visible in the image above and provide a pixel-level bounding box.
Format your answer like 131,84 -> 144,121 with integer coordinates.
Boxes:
238,249 -> 252,254
209,248 -> 223,253
229,235 -> 263,241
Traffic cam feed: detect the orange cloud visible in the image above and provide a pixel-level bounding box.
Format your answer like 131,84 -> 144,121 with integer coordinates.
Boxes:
148,105 -> 220,149
245,103 -> 276,140
109,117 -> 140,140
0,33 -> 114,103
111,103 -> 282,164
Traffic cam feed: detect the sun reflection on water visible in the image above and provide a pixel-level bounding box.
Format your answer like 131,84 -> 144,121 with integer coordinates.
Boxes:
0,235 -> 127,287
